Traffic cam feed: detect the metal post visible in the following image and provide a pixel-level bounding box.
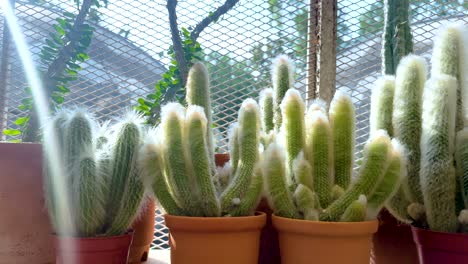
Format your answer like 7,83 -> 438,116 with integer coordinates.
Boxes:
306,0 -> 319,103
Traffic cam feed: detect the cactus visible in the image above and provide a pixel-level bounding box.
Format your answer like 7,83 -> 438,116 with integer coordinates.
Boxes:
329,91 -> 354,190
393,55 -> 427,204
272,55 -> 295,130
430,23 -> 467,132
143,63 -> 262,217
260,88 -> 274,133
370,76 -> 395,136
44,110 -> 146,237
381,0 -> 413,75
420,75 -> 458,232
456,129 -> 468,209
261,83 -> 402,222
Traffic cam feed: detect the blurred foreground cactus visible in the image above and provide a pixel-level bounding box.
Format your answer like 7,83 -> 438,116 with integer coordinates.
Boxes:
370,23 -> 468,232
141,63 -> 262,217
44,110 -> 146,236
262,87 -> 405,222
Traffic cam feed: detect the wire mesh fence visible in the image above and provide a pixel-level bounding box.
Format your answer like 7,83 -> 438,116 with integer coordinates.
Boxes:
0,0 -> 466,250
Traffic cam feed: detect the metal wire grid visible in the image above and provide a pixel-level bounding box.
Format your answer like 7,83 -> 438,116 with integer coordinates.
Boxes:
0,0 -> 466,251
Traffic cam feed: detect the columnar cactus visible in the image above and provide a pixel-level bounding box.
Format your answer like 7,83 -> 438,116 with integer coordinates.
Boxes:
381,0 -> 413,75
44,110 -> 146,237
371,24 -> 468,233
141,63 -> 262,217
262,87 -> 405,222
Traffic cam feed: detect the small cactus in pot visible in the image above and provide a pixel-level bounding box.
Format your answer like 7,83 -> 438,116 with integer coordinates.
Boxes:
43,109 -> 147,237
370,23 -> 468,233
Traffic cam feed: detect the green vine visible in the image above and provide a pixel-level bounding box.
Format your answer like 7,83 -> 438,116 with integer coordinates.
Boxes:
135,27 -> 203,125
3,0 -> 105,141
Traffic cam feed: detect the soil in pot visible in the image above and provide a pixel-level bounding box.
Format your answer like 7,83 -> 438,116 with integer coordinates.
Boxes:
371,209 -> 418,264
128,199 -> 156,263
164,212 -> 266,264
0,143 -> 54,264
412,226 -> 468,264
272,214 -> 378,264
54,231 -> 133,264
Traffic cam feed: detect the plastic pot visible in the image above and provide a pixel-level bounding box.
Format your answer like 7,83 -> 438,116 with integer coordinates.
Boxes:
128,199 -> 156,263
272,214 -> 378,264
54,231 -> 134,264
371,209 -> 418,264
164,212 -> 266,264
0,143 -> 54,264
412,225 -> 468,264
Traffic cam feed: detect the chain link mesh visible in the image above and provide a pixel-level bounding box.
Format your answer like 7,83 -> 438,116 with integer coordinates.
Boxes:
0,0 -> 466,250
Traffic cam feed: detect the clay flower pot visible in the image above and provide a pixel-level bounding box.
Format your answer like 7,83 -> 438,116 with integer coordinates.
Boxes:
164,212 -> 266,264
54,231 -> 134,264
412,226 -> 468,264
272,214 -> 378,264
371,209 -> 418,264
128,199 -> 156,263
0,143 -> 54,263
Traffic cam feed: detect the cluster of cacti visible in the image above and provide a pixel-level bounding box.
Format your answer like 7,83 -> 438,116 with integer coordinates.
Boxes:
260,61 -> 405,221
141,62 -> 263,217
43,110 -> 146,236
381,0 -> 413,75
370,23 -> 468,232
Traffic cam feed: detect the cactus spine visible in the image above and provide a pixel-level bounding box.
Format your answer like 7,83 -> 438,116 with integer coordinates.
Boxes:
381,0 -> 413,75
144,63 -> 262,217
44,110 -> 146,237
271,55 -> 294,131
456,129 -> 468,209
370,76 -> 395,136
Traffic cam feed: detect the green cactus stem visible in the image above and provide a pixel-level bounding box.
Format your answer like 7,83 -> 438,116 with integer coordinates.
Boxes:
281,89 -> 306,186
228,123 -> 240,175
431,23 -> 467,132
370,76 -> 395,136
140,143 -> 185,216
305,109 -> 333,208
393,55 -> 427,204
367,139 -> 405,218
331,185 -> 345,202
456,129 -> 468,209
420,75 -> 458,232
161,103 -> 202,216
458,210 -> 468,233
340,195 -> 367,222
186,106 -> 220,217
329,91 -> 355,190
220,99 -> 260,213
386,188 -> 412,223
229,165 -> 263,217
320,131 -> 392,221
293,152 -> 313,192
260,88 -> 275,133
381,0 -> 413,75
272,55 -> 294,130
407,203 -> 426,223
186,62 -> 215,170
263,143 -> 300,219
293,184 -> 321,220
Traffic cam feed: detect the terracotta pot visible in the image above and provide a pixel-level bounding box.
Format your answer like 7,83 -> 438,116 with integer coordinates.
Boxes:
0,143 -> 54,264
412,226 -> 468,264
54,231 -> 133,264
272,214 -> 378,264
371,209 -> 418,264
164,212 -> 266,264
128,199 -> 156,263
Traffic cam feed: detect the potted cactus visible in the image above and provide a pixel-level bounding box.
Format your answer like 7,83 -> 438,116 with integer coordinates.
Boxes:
43,109 -> 148,264
371,23 -> 468,264
260,84 -> 406,264
140,62 -> 266,264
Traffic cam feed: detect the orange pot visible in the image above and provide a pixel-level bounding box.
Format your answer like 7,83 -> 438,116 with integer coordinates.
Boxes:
272,214 -> 378,264
164,212 -> 266,264
0,143 -> 54,263
128,199 -> 156,263
371,209 -> 418,264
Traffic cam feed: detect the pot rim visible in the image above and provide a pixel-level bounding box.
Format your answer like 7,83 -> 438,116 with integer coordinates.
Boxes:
411,225 -> 468,237
411,225 -> 468,253
272,214 -> 378,236
164,211 -> 266,232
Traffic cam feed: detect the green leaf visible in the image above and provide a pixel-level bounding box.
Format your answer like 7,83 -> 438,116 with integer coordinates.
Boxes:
3,129 -> 21,136
14,117 -> 29,126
